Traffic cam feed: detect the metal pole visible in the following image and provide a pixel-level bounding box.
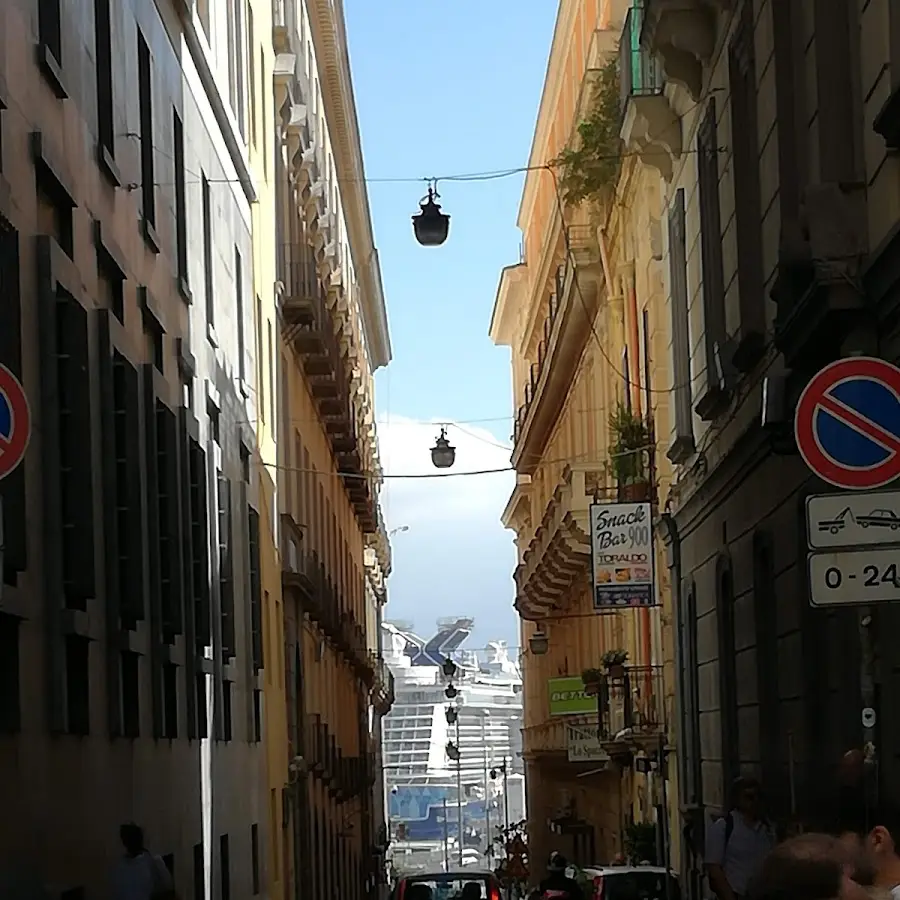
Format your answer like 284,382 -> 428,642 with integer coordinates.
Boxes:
503,758 -> 510,831
860,609 -> 878,826
483,719 -> 491,863
659,735 -> 672,900
443,797 -> 450,872
457,718 -> 464,866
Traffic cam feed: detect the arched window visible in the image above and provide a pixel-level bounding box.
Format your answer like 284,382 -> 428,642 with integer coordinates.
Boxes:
716,556 -> 739,793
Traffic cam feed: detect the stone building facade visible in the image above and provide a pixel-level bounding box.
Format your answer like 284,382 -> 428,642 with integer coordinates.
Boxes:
0,0 -> 269,896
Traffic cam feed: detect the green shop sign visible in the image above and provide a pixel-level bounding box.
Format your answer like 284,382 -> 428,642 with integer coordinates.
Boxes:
548,677 -> 594,716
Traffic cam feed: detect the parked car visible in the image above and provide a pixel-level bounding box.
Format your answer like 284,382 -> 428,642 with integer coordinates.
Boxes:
391,869 -> 504,900
578,866 -> 680,900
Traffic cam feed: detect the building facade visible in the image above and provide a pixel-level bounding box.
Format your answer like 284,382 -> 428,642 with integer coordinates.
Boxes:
272,1 -> 393,899
490,0 -> 681,879
637,0 -> 900,896
0,0 -> 269,896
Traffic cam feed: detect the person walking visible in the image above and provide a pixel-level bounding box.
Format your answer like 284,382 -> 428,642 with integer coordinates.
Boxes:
834,796 -> 900,900
537,852 -> 585,900
705,777 -> 776,900
110,823 -> 177,900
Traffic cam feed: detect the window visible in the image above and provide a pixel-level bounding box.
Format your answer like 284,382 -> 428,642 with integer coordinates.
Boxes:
248,10 -> 257,147
120,650 -> 140,738
251,824 -> 260,895
219,835 -> 231,900
666,188 -> 695,463
227,0 -> 246,138
235,248 -> 245,383
188,439 -> 210,648
217,473 -> 235,659
192,843 -> 205,900
147,321 -> 163,373
137,29 -> 157,247
173,110 -> 189,292
65,634 -> 90,735
727,1 -> 765,370
38,0 -> 65,96
266,321 -> 275,425
695,98 -> 727,420
202,174 -> 214,331
716,557 -> 739,793
255,296 -> 265,421
98,269 -> 124,323
248,508 -> 263,672
252,689 -> 262,742
163,663 -> 178,738
222,680 -> 233,741
196,0 -> 210,40
155,402 -> 182,639
0,613 -> 21,733
93,0 -> 115,174
260,48 -> 267,177
753,532 -> 781,811
56,295 -> 96,607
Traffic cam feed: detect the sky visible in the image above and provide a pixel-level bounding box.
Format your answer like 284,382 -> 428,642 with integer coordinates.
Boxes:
342,1 -> 558,648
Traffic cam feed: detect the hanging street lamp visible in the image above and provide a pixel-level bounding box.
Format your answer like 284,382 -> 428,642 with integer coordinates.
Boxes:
529,630 -> 549,656
441,657 -> 458,679
412,185 -> 450,246
431,427 -> 456,469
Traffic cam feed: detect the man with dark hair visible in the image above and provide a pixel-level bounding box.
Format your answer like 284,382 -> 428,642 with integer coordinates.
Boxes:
835,793 -> 900,899
749,833 -> 869,900
706,777 -> 776,900
111,823 -> 176,900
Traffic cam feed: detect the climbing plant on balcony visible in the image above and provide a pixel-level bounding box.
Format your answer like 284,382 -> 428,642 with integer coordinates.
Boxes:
554,55 -> 622,206
609,402 -> 651,485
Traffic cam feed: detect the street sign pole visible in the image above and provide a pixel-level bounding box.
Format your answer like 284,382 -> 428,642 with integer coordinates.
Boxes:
795,357 -> 900,820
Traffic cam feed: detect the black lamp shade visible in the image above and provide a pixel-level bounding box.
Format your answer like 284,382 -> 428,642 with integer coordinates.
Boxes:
529,631 -> 549,656
412,196 -> 451,246
431,433 -> 456,469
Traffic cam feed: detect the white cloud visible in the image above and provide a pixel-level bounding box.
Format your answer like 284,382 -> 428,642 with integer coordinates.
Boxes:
377,417 -> 515,525
376,417 -> 519,642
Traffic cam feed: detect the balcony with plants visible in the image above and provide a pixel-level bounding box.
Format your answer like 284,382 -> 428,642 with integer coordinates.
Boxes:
618,1 -> 681,181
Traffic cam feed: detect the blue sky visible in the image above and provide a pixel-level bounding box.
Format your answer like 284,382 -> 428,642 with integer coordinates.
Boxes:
343,0 -> 557,648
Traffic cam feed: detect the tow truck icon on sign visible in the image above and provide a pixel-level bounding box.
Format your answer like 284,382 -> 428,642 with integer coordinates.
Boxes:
818,507 -> 900,535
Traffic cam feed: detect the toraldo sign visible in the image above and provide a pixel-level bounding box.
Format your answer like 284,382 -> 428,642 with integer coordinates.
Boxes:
548,677 -> 595,716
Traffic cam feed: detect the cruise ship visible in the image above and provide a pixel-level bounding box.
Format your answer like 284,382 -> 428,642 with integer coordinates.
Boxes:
382,617 -> 526,871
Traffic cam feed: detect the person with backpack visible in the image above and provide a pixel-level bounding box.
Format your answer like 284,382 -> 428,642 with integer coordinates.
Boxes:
537,851 -> 585,900
705,776 -> 776,900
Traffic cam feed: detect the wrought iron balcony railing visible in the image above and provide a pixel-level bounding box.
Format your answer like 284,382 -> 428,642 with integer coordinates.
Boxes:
597,664 -> 666,744
619,1 -> 664,115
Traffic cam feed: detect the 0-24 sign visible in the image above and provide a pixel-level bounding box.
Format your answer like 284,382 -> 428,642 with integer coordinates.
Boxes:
808,547 -> 900,607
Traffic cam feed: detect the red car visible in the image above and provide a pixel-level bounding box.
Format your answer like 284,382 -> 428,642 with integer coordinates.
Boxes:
392,870 -> 503,900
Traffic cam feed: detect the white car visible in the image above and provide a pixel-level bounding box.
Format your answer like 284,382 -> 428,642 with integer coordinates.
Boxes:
577,866 -> 680,900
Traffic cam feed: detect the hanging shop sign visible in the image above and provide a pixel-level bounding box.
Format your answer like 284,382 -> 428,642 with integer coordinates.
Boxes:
548,677 -> 594,716
566,722 -> 611,764
590,501 -> 655,609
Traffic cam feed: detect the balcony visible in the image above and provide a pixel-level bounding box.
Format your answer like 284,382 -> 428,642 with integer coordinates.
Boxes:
522,714 -> 598,763
370,656 -> 395,716
280,242 -> 378,531
640,0 -> 728,100
512,228 -> 605,473
619,2 -> 681,181
514,464 -> 607,621
597,665 -> 667,751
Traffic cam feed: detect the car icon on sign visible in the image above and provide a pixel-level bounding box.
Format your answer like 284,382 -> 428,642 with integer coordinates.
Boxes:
857,509 -> 900,529
819,508 -> 852,534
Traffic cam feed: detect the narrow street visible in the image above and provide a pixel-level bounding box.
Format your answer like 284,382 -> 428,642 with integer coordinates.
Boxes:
1,0 -> 899,898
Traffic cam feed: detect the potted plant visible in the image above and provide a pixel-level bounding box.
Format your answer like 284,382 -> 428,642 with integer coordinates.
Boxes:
581,667 -> 604,696
602,649 -> 629,679
608,402 -> 652,502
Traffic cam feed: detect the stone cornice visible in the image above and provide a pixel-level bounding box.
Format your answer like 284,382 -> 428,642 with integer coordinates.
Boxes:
307,0 -> 392,369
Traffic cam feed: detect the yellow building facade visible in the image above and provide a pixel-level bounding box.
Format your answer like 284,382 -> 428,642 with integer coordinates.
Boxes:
271,1 -> 393,898
490,0 -> 680,880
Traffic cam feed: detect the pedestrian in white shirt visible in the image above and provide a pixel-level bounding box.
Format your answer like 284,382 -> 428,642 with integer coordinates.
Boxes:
111,823 -> 177,900
705,777 -> 776,900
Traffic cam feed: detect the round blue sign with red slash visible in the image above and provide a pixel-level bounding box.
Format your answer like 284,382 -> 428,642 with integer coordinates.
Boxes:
0,364 -> 31,482
795,356 -> 900,490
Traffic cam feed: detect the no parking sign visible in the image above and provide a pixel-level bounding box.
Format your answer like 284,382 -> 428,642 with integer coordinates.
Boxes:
0,363 -> 30,482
